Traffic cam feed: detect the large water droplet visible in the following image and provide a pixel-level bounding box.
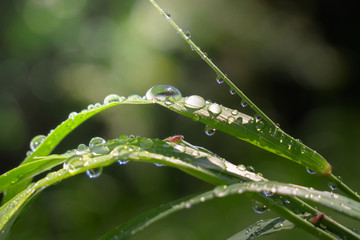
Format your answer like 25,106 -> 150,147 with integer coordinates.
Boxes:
104,94 -> 121,104
145,85 -> 182,101
204,125 -> 216,136
252,200 -> 267,214
30,135 -> 46,151
91,145 -> 110,156
208,103 -> 222,116
86,168 -> 103,179
63,155 -> 84,173
89,137 -> 106,148
184,95 -> 206,109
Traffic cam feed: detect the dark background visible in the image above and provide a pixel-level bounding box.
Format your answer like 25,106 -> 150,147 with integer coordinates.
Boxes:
0,0 -> 359,239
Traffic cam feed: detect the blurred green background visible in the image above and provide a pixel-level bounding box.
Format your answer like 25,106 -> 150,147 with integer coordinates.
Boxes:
0,0 -> 359,239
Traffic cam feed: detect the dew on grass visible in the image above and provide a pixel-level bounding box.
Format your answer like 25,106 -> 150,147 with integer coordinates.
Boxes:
94,103 -> 101,108
247,166 -> 255,173
252,200 -> 267,214
306,168 -> 316,175
216,76 -> 224,84
30,135 -> 46,151
213,185 -> 228,197
165,11 -> 171,20
208,103 -> 222,115
204,125 -> 216,136
89,137 -> 105,148
118,160 -> 129,165
185,31 -> 191,39
328,184 -> 337,191
63,155 -> 84,173
76,144 -> 88,155
104,94 -> 121,104
227,116 -> 235,124
86,168 -> 103,179
87,104 -> 95,110
91,145 -> 110,156
126,94 -> 143,101
184,95 -> 206,109
229,89 -> 236,95
68,111 -> 78,120
237,164 -> 246,171
154,163 -> 165,167
145,85 -> 182,101
241,101 -> 248,107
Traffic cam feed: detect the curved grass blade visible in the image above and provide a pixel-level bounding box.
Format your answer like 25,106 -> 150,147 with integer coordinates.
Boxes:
227,216 -> 302,240
155,98 -> 332,176
2,96 -> 152,203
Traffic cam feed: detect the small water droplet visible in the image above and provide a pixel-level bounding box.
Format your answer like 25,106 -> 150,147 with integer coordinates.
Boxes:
229,89 -> 236,95
184,95 -> 206,109
216,76 -> 224,84
227,116 -> 235,124
301,146 -> 306,154
94,102 -> 101,108
200,196 -> 206,202
145,85 -> 182,101
255,121 -> 265,131
91,145 -> 110,156
76,144 -> 88,155
204,125 -> 216,136
252,200 -> 267,214
208,103 -> 222,116
30,135 -> 46,151
154,163 -> 165,167
213,185 -> 228,197
89,137 -> 106,148
306,168 -> 316,175
104,94 -> 121,104
185,30 -> 191,39
126,94 -> 143,101
68,111 -> 78,120
237,164 -> 246,171
328,184 -> 337,191
118,160 -> 129,165
26,150 -> 32,157
87,104 -> 95,110
63,155 -> 84,173
247,166 -> 255,173
165,11 -> 171,19
241,101 -> 248,107
86,168 -> 103,179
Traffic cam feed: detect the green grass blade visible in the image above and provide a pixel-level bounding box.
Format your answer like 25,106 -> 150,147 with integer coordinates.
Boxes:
227,216 -> 301,240
2,96 -> 151,203
156,98 -> 332,176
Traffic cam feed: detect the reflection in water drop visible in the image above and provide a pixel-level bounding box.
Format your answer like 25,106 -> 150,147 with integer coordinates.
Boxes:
86,168 -> 103,179
145,85 -> 182,101
184,95 -> 206,109
30,135 -> 46,151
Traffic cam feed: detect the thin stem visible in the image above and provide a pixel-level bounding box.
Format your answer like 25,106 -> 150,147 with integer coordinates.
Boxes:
328,174 -> 360,202
147,0 -> 276,127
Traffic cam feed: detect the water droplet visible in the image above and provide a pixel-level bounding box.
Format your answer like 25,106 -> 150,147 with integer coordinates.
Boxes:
118,160 -> 129,165
118,135 -> 129,144
306,168 -> 316,175
237,164 -> 246,171
87,104 -> 95,110
104,94 -> 121,104
216,76 -> 224,84
208,103 -> 222,116
255,121 -> 265,131
204,125 -> 216,136
227,116 -> 235,124
255,115 -> 262,121
145,85 -> 182,102
91,145 -> 110,156
301,146 -> 306,154
30,135 -> 46,151
200,196 -> 206,202
328,184 -> 337,191
231,110 -> 238,115
165,11 -> 171,19
184,95 -> 206,109
76,144 -> 88,155
111,145 -> 131,160
252,200 -> 267,214
89,137 -> 106,148
126,94 -> 143,101
86,168 -> 103,179
241,101 -> 248,107
26,151 -> 32,157
185,30 -> 191,39
154,163 -> 165,167
263,188 -> 276,197
63,155 -> 84,173
94,103 -> 101,108
229,89 -> 236,95
213,185 -> 228,197
247,166 -> 255,173
68,111 -> 78,120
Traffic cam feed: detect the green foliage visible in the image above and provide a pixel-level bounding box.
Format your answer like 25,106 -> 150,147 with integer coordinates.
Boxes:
0,0 -> 359,240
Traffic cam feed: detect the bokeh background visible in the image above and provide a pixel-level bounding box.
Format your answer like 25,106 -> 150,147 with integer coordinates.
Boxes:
0,0 -> 359,239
